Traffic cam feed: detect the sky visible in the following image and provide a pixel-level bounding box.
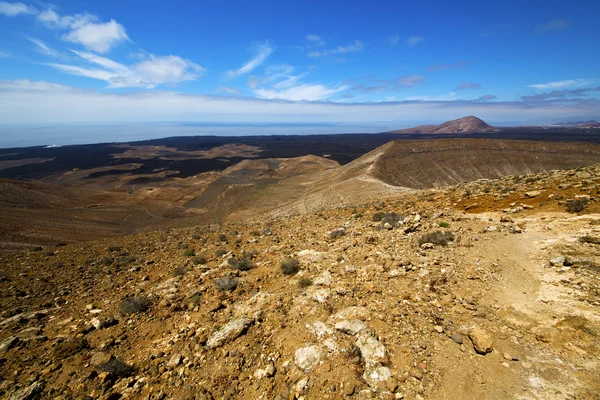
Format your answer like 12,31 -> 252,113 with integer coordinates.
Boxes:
0,0 -> 599,146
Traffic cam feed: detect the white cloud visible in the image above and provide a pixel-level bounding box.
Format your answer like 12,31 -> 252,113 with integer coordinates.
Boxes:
406,91 -> 457,101
0,50 -> 12,58
255,83 -> 348,101
216,86 -> 241,94
1,80 -> 598,127
46,50 -> 205,88
306,34 -> 325,46
406,35 -> 424,46
26,36 -> 57,56
389,35 -> 400,46
62,19 -> 129,53
308,40 -> 364,58
527,79 -> 594,89
0,1 -> 35,17
227,43 -> 273,78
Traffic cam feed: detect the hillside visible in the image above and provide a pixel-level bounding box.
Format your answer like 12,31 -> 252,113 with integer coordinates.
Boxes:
1,162 -> 600,399
389,116 -> 496,134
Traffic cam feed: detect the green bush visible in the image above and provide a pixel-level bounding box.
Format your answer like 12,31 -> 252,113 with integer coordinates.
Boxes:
183,248 -> 196,257
120,296 -> 151,315
280,258 -> 300,275
298,277 -> 313,288
228,256 -> 254,271
418,231 -> 455,247
566,198 -> 588,213
439,222 -> 450,228
193,255 -> 207,265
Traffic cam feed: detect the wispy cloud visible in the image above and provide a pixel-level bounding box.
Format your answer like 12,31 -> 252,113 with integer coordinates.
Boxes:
406,35 -> 424,46
227,43 -> 273,79
0,4 -> 130,53
46,50 -> 205,88
249,64 -> 347,101
454,83 -> 481,91
389,35 -> 400,47
26,36 -> 57,56
536,19 -> 569,33
521,87 -> 600,102
0,50 -> 12,58
527,79 -> 594,89
216,86 -> 241,94
308,40 -> 364,58
0,1 -> 35,17
476,94 -> 496,101
306,34 -> 325,46
350,75 -> 424,93
1,79 -> 599,127
406,91 -> 457,101
428,61 -> 470,71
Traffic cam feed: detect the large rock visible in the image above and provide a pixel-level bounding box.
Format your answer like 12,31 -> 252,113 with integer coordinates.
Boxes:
356,332 -> 386,366
0,336 -> 19,353
206,318 -> 253,349
8,382 -> 44,400
335,320 -> 367,336
363,366 -> 393,390
469,327 -> 493,354
295,345 -> 321,371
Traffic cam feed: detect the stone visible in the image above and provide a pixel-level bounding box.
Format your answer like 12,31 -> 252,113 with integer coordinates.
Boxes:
8,381 -> 44,400
450,334 -> 463,345
469,327 -> 493,354
0,336 -> 19,353
409,367 -> 423,380
550,256 -> 565,267
433,325 -> 444,333
314,270 -> 333,287
298,250 -> 325,263
356,332 -> 386,367
363,366 -> 392,390
206,318 -> 253,349
503,353 -> 518,361
295,345 -> 321,371
335,320 -> 367,336
525,191 -> 541,198
90,351 -> 113,367
167,354 -> 182,368
253,362 -> 275,379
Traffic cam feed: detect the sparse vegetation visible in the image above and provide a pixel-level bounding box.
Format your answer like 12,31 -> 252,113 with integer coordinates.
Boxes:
183,248 -> 196,257
188,291 -> 203,305
280,258 -> 300,275
215,276 -> 238,291
120,296 -> 151,315
298,277 -> 313,288
215,249 -> 227,257
98,358 -> 136,378
193,255 -> 207,265
218,234 -> 228,242
579,235 -> 600,245
566,198 -> 589,213
439,222 -> 450,228
329,228 -> 345,239
418,231 -> 455,246
228,256 -> 254,271
107,246 -> 122,252
172,266 -> 187,276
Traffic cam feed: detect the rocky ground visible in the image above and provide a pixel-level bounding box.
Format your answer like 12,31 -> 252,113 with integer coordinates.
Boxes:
1,164 -> 600,399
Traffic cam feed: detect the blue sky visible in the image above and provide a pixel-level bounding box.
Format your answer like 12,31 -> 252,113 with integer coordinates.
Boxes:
0,0 -> 599,143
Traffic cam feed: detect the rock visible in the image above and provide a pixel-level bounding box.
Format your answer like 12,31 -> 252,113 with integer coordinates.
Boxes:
335,320 -> 367,336
206,318 -> 253,349
253,362 -> 275,379
90,351 -> 113,367
363,366 -> 392,390
295,377 -> 309,394
8,382 -> 44,400
469,327 -> 493,354
167,354 -> 182,368
433,325 -> 444,333
503,353 -> 518,361
0,336 -> 19,353
314,270 -> 333,287
356,332 -> 386,367
449,334 -> 463,345
525,191 -> 541,198
484,225 -> 497,233
550,256 -> 566,267
420,243 -> 434,249
295,345 -> 321,371
310,288 -> 330,303
298,249 -> 325,263
409,367 -> 423,380
384,222 -> 393,230
90,317 -> 103,330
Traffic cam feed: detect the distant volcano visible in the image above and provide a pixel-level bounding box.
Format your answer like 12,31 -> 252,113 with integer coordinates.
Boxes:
389,116 -> 496,134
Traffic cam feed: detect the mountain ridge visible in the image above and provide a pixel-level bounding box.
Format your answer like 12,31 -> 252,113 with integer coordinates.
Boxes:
389,116 -> 496,134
